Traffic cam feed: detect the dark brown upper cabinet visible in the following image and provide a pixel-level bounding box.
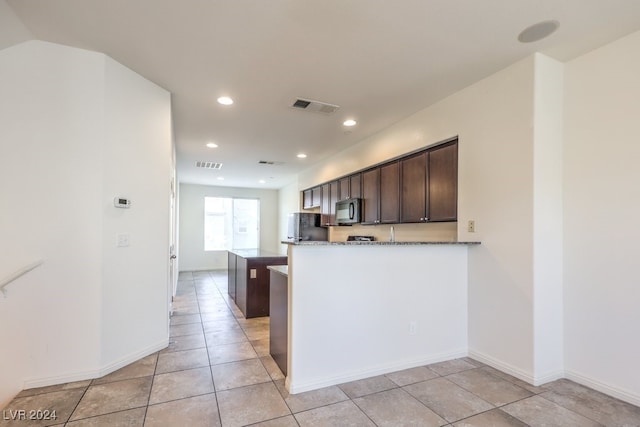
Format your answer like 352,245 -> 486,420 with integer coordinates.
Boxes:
379,161 -> 400,223
361,168 -> 380,224
361,163 -> 399,224
338,173 -> 361,201
400,152 -> 428,223
301,138 -> 457,223
320,180 -> 339,226
312,186 -> 322,208
400,141 -> 458,223
428,141 -> 458,222
302,188 -> 313,209
339,177 -> 350,201
349,173 -> 361,198
303,186 -> 322,209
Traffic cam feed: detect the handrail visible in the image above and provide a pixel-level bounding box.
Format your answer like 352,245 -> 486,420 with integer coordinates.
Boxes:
0,259 -> 44,297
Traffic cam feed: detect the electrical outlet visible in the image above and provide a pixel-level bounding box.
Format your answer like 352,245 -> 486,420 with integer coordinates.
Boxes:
467,220 -> 476,233
409,321 -> 417,335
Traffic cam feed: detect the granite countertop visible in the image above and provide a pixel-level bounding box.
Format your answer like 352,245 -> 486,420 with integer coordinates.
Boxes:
229,248 -> 287,258
267,265 -> 288,276
281,240 -> 480,246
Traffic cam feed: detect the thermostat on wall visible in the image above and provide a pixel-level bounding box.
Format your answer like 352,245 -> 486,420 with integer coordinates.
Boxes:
114,197 -> 131,208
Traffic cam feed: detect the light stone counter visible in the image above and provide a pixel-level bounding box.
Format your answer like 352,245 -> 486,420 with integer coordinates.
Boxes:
282,240 -> 480,246
267,265 -> 288,276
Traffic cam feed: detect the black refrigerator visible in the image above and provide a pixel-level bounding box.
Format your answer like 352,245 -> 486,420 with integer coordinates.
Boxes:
287,213 -> 328,241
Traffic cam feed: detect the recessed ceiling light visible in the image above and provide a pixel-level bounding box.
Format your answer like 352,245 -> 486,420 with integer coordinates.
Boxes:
518,20 -> 560,43
206,142 -> 218,148
259,179 -> 266,184
297,153 -> 307,159
217,177 -> 224,181
343,119 -> 357,127
217,96 -> 234,106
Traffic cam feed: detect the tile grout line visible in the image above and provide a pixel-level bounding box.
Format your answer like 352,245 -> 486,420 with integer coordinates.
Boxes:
206,270 -> 235,426
536,391 -> 607,426
62,384 -> 90,425
198,272 -> 223,427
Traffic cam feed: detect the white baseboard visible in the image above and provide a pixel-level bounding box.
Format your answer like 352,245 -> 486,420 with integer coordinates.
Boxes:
23,338 -> 168,390
468,349 -> 563,386
469,350 -> 640,407
565,369 -> 640,407
96,339 -> 169,378
288,349 -> 467,394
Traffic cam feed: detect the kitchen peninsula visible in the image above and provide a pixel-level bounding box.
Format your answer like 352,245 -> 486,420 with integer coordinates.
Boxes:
279,239 -> 479,394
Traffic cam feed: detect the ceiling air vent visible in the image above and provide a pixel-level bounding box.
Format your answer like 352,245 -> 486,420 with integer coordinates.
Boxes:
258,160 -> 284,166
195,161 -> 223,170
291,98 -> 339,115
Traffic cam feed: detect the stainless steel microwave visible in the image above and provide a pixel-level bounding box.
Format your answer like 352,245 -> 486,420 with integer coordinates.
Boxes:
335,198 -> 361,225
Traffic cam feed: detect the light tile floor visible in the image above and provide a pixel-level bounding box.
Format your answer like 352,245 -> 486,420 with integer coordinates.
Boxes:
3,270 -> 640,426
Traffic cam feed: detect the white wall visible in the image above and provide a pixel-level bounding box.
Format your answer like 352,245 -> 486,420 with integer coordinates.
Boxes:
0,41 -> 172,407
532,54 -> 564,382
564,30 -> 640,404
288,244 -> 469,393
101,55 -> 172,366
178,183 -> 280,270
0,40 -> 104,409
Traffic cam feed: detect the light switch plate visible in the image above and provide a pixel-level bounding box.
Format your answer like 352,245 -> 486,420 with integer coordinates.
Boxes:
117,233 -> 130,247
250,268 -> 257,279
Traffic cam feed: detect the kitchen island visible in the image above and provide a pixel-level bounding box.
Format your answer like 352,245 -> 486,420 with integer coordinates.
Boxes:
227,249 -> 287,318
280,240 -> 479,394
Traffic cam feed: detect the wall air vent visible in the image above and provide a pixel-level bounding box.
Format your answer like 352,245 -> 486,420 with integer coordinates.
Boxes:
258,160 -> 285,165
291,98 -> 339,115
195,161 -> 223,170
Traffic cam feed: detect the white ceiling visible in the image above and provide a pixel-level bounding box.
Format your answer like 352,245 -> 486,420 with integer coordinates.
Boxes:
7,0 -> 640,189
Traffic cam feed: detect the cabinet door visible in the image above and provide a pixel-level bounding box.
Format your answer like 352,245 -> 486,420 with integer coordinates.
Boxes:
401,153 -> 427,223
379,162 -> 400,223
339,177 -> 350,200
428,142 -> 458,221
311,186 -> 321,207
361,168 -> 380,224
320,181 -> 339,225
302,189 -> 313,209
329,180 -> 339,224
350,173 -> 361,198
320,183 -> 331,225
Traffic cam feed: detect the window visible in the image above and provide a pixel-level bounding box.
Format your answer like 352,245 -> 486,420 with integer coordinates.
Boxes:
204,197 -> 260,251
